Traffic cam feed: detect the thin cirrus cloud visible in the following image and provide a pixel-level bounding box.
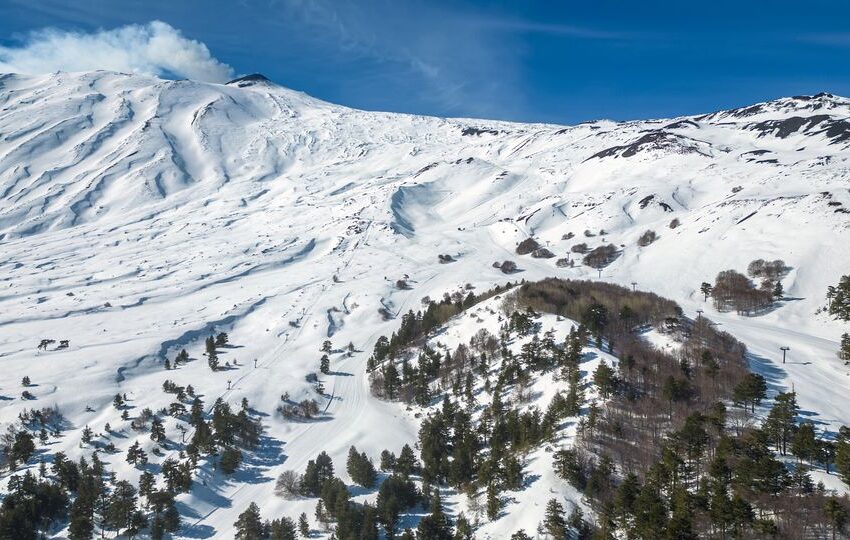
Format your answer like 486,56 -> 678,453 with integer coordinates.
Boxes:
475,17 -> 628,40
799,33 -> 850,47
0,20 -> 234,82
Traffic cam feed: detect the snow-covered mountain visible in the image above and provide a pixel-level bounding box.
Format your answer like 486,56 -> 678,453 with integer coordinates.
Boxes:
0,71 -> 848,538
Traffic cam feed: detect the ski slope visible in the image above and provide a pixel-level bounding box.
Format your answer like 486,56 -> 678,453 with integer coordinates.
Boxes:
0,71 -> 848,537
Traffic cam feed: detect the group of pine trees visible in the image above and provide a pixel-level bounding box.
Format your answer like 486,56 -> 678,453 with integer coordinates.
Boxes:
366,277 -> 850,538
268,442 -> 496,540
0,365 -> 265,539
825,276 -> 850,364
204,331 -> 229,371
366,282 -> 516,371
827,275 -> 850,321
0,451 -> 181,539
233,502 -> 301,539
365,283 -> 618,535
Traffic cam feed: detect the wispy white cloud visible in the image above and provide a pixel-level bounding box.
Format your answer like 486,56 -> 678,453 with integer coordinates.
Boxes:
799,33 -> 850,47
274,0 -> 522,117
0,21 -> 234,82
475,18 -> 628,40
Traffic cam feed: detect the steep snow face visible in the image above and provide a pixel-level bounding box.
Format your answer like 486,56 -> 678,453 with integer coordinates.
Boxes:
0,71 -> 849,537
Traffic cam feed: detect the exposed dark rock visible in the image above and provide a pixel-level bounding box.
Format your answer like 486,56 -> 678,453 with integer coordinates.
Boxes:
226,73 -> 273,87
586,131 -> 706,161
664,119 -> 699,130
749,115 -> 830,139
638,194 -> 673,212
461,126 -> 501,136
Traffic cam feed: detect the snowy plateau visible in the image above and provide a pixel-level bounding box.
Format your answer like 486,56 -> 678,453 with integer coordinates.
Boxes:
0,70 -> 849,538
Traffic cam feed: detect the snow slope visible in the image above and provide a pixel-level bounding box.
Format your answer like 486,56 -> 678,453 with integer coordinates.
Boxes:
0,71 -> 849,537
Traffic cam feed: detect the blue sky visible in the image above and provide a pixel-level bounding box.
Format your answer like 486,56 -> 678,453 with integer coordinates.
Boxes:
1,0 -> 849,124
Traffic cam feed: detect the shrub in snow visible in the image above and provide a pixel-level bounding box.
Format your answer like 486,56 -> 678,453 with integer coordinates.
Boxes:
712,270 -> 774,315
499,260 -> 518,274
746,259 -> 789,281
637,230 -> 657,247
516,238 -> 540,255
275,470 -> 302,498
582,244 -> 620,269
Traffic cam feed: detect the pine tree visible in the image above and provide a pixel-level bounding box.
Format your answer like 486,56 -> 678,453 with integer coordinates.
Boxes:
791,422 -> 819,464
139,471 -> 155,504
543,498 -> 566,538
383,362 -> 400,399
360,503 -> 379,540
593,362 -> 618,398
700,282 -> 713,301
764,392 -> 799,455
633,481 -> 667,538
454,513 -> 474,540
220,446 -> 242,474
9,430 -> 35,468
417,489 -> 453,540
836,428 -> 850,486
667,488 -> 697,540
208,351 -> 219,371
68,462 -> 102,540
206,335 -> 217,356
105,480 -> 145,537
149,490 -> 181,539
315,500 -> 327,529
151,416 -> 166,443
732,373 -> 767,413
234,502 -> 265,540
839,333 -> 850,363
568,506 -> 594,540
299,512 -> 310,537
346,446 -> 377,488
81,425 -> 93,445
828,275 -> 850,321
269,516 -> 298,540
396,444 -> 419,477
126,440 -> 142,465
614,472 -> 640,525
824,497 -> 849,540
486,482 -> 500,521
